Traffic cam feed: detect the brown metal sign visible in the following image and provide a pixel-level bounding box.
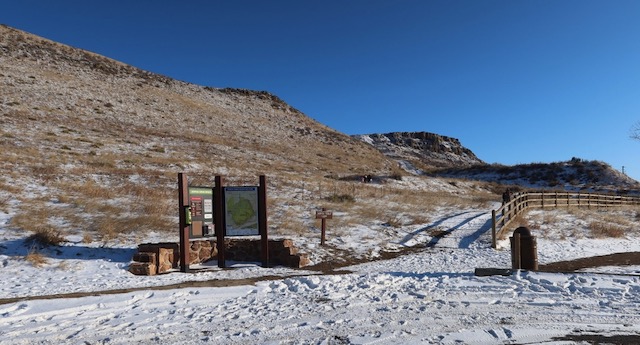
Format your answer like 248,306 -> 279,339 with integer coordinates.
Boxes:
316,208 -> 332,245
315,210 -> 333,219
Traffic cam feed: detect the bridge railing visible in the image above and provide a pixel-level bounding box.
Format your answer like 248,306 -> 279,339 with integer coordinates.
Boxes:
491,191 -> 640,248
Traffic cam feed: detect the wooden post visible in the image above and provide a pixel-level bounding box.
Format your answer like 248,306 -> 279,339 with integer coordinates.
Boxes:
491,209 -> 497,249
258,175 -> 269,268
214,175 -> 226,268
321,208 -> 327,245
578,193 -> 581,207
513,232 -> 521,270
178,173 -> 190,273
315,208 -> 332,245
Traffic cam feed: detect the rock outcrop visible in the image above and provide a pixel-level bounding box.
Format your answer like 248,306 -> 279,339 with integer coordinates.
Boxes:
354,132 -> 485,173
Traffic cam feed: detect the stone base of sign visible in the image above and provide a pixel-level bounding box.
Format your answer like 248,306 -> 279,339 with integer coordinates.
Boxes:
135,242 -> 179,274
132,252 -> 156,264
129,262 -> 157,276
129,238 -> 310,275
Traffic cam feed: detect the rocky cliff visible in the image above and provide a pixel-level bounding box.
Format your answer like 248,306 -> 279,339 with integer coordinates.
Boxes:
354,132 -> 485,174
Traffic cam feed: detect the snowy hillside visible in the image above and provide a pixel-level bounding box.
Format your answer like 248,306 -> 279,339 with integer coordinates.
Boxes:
2,24 -> 640,344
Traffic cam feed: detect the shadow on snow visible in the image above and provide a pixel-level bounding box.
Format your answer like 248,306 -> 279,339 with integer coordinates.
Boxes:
0,238 -> 135,263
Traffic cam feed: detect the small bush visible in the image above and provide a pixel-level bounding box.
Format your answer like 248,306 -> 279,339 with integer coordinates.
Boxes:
324,194 -> 355,203
385,215 -> 404,228
82,233 -> 93,244
26,225 -> 66,247
390,172 -> 403,181
589,221 -> 625,238
0,194 -> 10,211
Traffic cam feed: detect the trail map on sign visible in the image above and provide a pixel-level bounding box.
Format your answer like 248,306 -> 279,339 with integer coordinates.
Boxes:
225,187 -> 259,236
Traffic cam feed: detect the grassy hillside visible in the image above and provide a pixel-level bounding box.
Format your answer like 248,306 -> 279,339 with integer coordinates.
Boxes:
0,25 -> 501,245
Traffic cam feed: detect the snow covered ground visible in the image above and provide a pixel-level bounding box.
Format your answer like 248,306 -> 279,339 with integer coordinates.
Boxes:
2,202 -> 640,344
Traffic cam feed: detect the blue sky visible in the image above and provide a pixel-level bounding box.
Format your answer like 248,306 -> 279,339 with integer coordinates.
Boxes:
3,1 -> 640,180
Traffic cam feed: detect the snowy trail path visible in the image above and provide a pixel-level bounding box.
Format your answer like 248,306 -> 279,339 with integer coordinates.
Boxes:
398,210 -> 493,250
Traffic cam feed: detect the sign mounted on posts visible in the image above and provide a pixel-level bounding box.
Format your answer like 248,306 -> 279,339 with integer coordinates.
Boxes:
179,174 -> 269,271
224,186 -> 259,236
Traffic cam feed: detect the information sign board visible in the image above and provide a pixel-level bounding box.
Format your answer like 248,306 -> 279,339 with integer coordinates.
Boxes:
224,186 -> 259,236
188,186 -> 214,238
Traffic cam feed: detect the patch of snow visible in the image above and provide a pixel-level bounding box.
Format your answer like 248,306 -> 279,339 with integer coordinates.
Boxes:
2,201 -> 640,343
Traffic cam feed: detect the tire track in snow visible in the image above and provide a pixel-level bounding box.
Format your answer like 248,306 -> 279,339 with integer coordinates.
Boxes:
400,210 -> 493,249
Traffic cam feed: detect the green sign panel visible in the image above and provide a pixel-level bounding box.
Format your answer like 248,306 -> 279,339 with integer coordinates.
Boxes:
224,186 -> 259,236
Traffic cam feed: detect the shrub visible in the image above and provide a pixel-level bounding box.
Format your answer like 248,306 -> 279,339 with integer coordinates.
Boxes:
26,225 -> 66,247
589,221 -> 625,238
389,172 -> 403,181
385,215 -> 404,228
324,194 -> 355,203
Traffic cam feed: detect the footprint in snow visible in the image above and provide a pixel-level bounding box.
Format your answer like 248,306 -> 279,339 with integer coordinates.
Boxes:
0,302 -> 29,317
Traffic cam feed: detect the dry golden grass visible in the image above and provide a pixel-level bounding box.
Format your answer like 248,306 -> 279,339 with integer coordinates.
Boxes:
521,207 -> 639,240
56,260 -> 70,270
78,180 -> 115,199
25,249 -> 48,267
384,214 -> 405,228
589,221 -> 625,238
272,208 -> 309,237
0,195 -> 9,212
92,212 -> 174,243
82,232 -> 93,244
26,225 -> 66,247
10,205 -> 48,233
93,215 -> 118,243
0,180 -> 22,195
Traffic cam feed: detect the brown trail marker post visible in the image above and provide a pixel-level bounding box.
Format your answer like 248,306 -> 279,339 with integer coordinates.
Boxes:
315,208 -> 333,245
178,173 -> 190,273
258,175 -> 269,268
214,175 -> 226,268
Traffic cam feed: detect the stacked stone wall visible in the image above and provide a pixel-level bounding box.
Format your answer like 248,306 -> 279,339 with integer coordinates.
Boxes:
129,238 -> 310,275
